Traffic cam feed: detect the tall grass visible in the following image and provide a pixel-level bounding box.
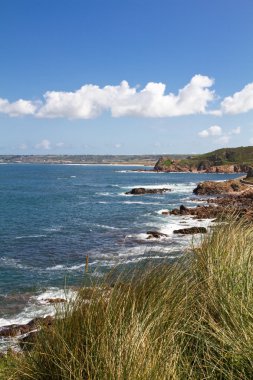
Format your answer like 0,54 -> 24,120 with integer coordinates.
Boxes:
9,218 -> 253,379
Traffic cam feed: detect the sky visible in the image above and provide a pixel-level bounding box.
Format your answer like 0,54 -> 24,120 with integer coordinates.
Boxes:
0,0 -> 253,155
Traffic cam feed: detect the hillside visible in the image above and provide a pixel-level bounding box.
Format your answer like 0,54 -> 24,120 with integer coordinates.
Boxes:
154,146 -> 253,173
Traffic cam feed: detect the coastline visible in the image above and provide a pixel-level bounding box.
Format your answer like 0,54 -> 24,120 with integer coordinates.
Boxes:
0,168 -> 249,354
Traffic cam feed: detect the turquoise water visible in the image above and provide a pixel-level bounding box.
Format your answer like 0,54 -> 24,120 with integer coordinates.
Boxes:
0,164 -> 239,328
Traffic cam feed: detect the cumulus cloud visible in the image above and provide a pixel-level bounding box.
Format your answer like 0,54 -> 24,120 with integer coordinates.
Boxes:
0,75 -> 215,119
35,139 -> 51,150
198,125 -> 241,145
1,77 -> 253,119
0,98 -> 37,116
35,75 -> 215,119
198,125 -> 222,137
221,83 -> 253,114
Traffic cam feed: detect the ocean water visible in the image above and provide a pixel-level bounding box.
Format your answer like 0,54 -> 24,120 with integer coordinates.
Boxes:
0,164 -> 240,340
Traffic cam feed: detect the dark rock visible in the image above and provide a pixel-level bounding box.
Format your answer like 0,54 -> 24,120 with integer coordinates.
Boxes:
43,298 -> 66,304
179,205 -> 190,215
0,316 -> 54,338
170,208 -> 180,215
0,324 -> 30,337
146,231 -> 168,239
173,227 -> 207,234
126,187 -> 171,195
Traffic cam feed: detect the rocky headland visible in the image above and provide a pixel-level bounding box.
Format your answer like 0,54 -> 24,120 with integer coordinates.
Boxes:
153,146 -> 253,173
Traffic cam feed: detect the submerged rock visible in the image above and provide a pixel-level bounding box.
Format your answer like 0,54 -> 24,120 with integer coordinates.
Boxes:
173,227 -> 207,234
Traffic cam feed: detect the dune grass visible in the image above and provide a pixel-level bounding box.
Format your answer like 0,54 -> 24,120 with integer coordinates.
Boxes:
6,218 -> 253,379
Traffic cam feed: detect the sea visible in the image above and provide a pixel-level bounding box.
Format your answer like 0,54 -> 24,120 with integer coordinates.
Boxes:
0,164 -> 240,351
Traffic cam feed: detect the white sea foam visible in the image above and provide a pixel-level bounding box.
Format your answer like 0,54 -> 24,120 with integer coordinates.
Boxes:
43,226 -> 62,232
0,288 -> 77,329
92,224 -> 121,230
46,263 -> 85,271
122,201 -> 161,205
15,234 -> 47,239
0,257 -> 29,270
122,182 -> 196,194
96,192 -> 114,196
156,209 -> 169,214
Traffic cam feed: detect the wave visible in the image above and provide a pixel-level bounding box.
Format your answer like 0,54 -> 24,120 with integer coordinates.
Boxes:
0,288 -> 77,329
122,201 -> 161,205
96,192 -> 115,196
122,182 -> 196,193
15,234 -> 47,239
0,257 -> 29,270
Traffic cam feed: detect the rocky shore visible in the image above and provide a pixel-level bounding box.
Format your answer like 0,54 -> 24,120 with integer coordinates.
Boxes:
170,178 -> 253,221
2,176 -> 253,355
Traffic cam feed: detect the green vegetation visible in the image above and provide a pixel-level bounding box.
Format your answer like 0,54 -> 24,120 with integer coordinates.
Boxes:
0,353 -> 17,379
161,158 -> 173,166
182,146 -> 253,166
6,218 -> 253,379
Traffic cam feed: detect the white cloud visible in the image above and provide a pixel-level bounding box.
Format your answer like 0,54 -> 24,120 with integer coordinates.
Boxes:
217,135 -> 230,145
35,139 -> 51,150
19,143 -> 28,150
114,143 -> 122,148
0,75 -> 215,119
221,83 -> 253,114
56,142 -> 64,147
198,130 -> 209,138
0,98 -> 37,116
1,77 -> 252,119
230,126 -> 241,135
198,125 -> 240,145
198,125 -> 222,138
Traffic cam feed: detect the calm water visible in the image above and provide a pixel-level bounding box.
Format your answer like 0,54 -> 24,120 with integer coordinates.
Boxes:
0,164 -> 239,331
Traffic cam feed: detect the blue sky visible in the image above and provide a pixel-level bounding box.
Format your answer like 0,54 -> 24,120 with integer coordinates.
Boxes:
0,0 -> 253,154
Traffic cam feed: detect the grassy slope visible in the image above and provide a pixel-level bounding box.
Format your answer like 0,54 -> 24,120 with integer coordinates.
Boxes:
7,217 -> 253,379
171,146 -> 253,168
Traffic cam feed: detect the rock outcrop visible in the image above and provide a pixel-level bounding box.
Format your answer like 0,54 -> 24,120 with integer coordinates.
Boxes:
154,157 -> 192,172
173,227 -> 207,234
169,176 -> 253,221
193,179 -> 247,195
126,187 -> 171,195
